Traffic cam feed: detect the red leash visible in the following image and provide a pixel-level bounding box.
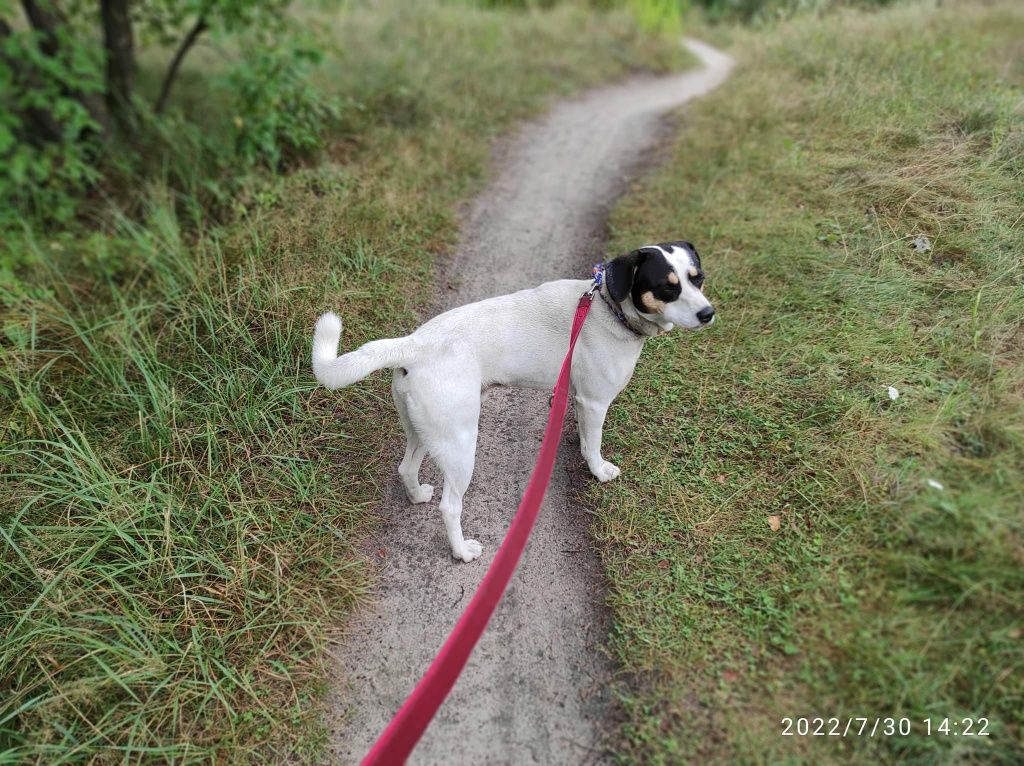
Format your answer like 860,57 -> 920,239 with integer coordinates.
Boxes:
362,289 -> 596,765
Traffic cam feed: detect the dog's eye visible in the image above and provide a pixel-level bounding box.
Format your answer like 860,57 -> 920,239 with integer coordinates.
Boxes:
690,273 -> 705,288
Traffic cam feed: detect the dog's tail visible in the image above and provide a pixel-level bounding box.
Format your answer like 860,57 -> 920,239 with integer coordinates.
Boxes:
312,312 -> 417,390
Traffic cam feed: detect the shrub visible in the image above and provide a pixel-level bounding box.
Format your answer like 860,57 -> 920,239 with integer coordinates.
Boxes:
0,19 -> 105,225
228,40 -> 341,170
0,0 -> 311,224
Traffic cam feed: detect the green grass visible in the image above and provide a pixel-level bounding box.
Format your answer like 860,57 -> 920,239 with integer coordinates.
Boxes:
597,1 -> 1024,763
0,2 -> 686,761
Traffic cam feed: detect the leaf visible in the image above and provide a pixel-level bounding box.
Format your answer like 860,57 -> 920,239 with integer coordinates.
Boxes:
0,123 -> 13,155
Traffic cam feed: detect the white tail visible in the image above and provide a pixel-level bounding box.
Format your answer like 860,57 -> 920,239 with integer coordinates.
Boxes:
312,312 -> 416,390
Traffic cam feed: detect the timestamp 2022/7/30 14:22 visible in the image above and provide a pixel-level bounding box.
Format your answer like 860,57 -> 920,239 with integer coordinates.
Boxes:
781,717 -> 992,738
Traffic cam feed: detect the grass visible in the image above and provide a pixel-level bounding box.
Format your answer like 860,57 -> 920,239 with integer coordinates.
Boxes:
595,1 -> 1024,763
0,2 -> 687,761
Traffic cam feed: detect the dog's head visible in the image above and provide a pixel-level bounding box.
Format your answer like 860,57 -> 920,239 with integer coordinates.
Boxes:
606,241 -> 714,331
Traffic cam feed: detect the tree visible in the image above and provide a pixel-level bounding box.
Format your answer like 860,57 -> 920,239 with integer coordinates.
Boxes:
1,0 -> 290,141
0,0 -> 345,224
0,0 -> 301,221
100,0 -> 135,121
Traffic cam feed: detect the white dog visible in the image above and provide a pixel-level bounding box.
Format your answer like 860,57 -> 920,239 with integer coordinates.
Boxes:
312,241 -> 714,562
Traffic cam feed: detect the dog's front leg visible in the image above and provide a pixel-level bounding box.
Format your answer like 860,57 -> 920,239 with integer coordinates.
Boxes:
575,395 -> 620,482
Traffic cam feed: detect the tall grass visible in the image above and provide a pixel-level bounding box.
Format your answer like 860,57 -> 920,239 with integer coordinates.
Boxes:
1,207 -> 379,762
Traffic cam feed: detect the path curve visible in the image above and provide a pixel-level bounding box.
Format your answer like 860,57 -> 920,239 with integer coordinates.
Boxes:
327,39 -> 733,765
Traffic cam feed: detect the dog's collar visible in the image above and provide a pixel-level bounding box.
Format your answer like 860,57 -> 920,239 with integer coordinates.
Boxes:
591,262 -> 648,339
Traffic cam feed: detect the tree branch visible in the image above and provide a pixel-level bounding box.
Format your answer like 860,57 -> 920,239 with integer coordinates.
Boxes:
154,16 -> 208,115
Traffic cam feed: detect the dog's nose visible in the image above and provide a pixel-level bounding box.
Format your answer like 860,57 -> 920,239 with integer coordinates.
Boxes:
697,306 -> 716,325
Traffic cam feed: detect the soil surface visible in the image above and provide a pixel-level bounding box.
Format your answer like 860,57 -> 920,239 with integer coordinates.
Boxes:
326,38 -> 733,766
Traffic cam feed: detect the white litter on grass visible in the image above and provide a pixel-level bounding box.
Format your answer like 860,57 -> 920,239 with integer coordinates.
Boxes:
911,235 -> 932,253
926,479 -> 944,490
888,386 -> 900,400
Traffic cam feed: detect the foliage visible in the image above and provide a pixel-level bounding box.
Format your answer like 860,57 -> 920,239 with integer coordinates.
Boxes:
473,0 -> 688,31
597,1 -> 1024,762
130,0 -> 292,43
0,0 -> 312,225
228,40 -> 341,170
0,16 -> 104,225
627,0 -> 686,33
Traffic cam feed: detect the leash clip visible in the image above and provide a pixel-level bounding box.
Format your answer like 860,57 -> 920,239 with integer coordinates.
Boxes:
585,262 -> 604,299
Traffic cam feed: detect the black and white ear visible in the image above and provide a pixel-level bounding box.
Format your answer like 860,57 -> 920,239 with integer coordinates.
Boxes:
606,250 -> 646,302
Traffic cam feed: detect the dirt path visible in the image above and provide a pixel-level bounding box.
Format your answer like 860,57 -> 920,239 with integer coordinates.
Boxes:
326,39 -> 732,765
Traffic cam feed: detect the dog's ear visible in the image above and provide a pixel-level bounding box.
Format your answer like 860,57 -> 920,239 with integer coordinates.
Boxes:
606,250 -> 646,302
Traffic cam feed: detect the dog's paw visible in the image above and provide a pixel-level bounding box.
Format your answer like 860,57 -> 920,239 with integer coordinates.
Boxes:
454,539 -> 483,563
592,461 -> 621,482
408,483 -> 434,504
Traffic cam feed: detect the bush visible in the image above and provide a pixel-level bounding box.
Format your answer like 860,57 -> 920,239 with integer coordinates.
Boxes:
0,0 -> 332,226
0,20 -> 105,225
228,40 -> 341,170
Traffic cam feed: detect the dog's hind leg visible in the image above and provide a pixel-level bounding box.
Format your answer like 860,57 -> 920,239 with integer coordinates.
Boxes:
399,436 -> 432,504
392,374 -> 433,504
403,372 -> 482,562
435,444 -> 481,563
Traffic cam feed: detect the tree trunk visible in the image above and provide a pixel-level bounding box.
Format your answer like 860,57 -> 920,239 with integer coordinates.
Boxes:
100,0 -> 135,125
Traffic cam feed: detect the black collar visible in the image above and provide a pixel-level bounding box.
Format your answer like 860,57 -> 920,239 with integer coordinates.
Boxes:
597,283 -> 648,338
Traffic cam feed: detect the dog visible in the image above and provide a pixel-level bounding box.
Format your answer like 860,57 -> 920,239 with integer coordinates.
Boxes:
312,241 -> 714,562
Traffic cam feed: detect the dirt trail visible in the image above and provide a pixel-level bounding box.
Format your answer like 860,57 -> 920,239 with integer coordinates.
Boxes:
326,39 -> 732,765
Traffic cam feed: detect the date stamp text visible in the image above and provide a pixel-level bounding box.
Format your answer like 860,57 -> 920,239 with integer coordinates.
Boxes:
781,717 -> 991,738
